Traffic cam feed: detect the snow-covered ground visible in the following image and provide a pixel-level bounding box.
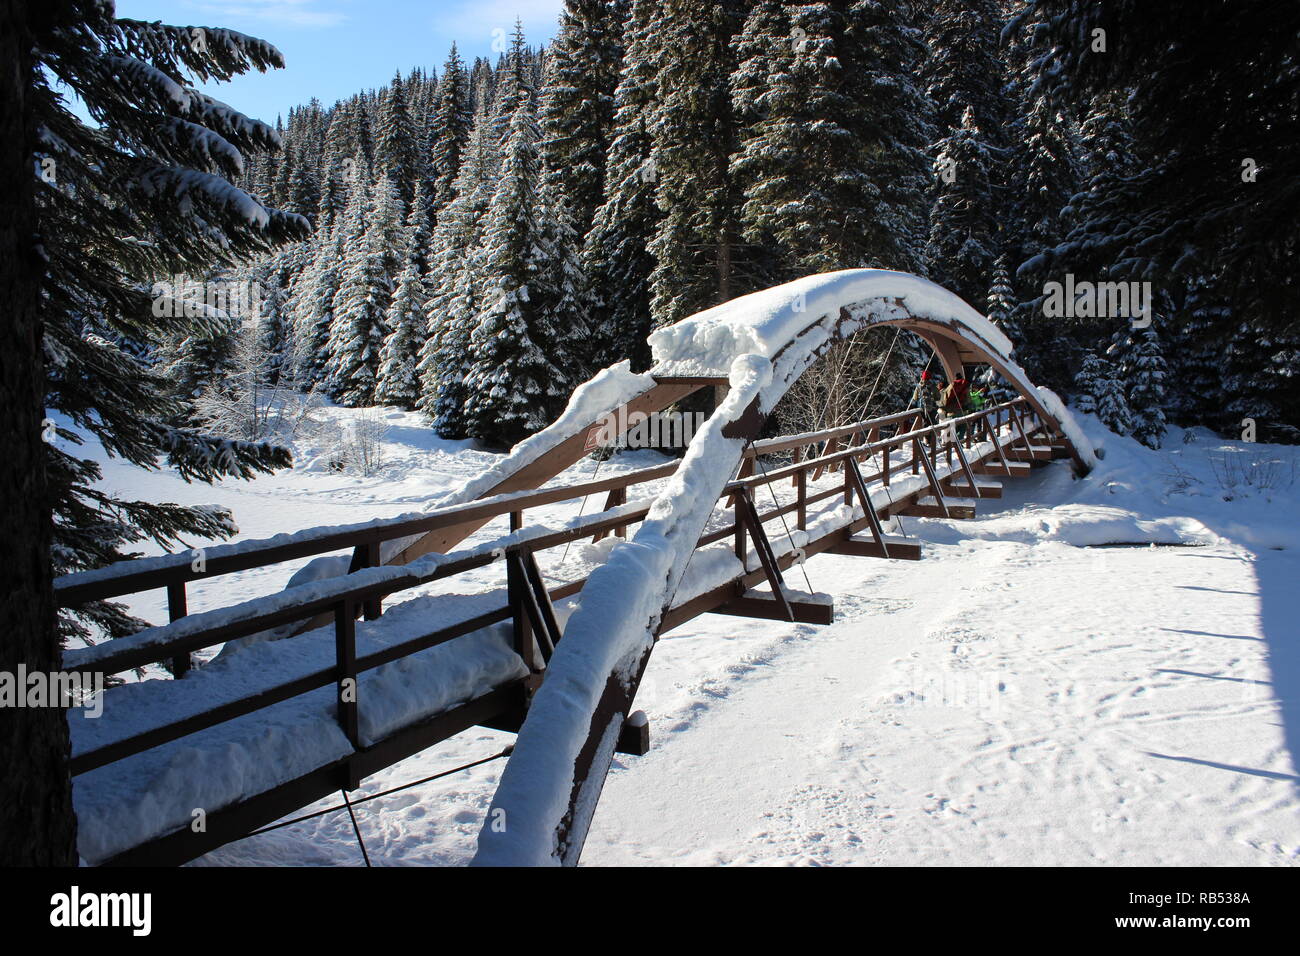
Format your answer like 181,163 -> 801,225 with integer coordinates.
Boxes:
62,404 -> 1300,865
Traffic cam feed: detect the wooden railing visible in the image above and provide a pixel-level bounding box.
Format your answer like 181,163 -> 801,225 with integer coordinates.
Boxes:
58,398 -> 1050,787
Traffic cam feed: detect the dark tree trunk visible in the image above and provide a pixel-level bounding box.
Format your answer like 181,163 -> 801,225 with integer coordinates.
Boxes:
0,0 -> 78,865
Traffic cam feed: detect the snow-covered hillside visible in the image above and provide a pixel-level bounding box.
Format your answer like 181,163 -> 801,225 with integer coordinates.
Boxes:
64,405 -> 1300,865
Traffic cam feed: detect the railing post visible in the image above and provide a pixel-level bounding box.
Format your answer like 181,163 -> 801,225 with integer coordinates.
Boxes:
334,598 -> 360,760
363,542 -> 382,620
796,465 -> 807,531
167,582 -> 190,678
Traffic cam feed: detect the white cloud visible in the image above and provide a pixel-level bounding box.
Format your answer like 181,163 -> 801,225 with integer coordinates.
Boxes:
436,0 -> 564,44
192,0 -> 348,29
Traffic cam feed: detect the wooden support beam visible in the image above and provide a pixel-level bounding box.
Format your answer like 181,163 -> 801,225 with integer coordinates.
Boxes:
974,460 -> 1031,477
945,478 -> 1003,499
829,534 -> 922,561
710,588 -> 834,625
1005,445 -> 1053,462
735,488 -> 794,622
905,496 -> 977,519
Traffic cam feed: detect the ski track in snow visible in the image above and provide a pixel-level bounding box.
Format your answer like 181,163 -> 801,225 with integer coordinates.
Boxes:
67,406 -> 1300,866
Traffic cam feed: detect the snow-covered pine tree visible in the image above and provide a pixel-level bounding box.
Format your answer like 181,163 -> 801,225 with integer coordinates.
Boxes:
462,99 -> 576,446
924,105 -> 997,307
978,256 -> 1020,402
539,0 -> 628,237
1071,350 -> 1107,414
1001,12 -> 1083,392
376,70 -> 419,203
288,230 -> 342,390
404,178 -> 434,278
34,6 -> 306,646
1165,272 -> 1228,426
535,181 -> 591,376
491,21 -> 534,145
844,0 -> 934,274
921,0 -> 1012,154
429,44 -> 472,213
583,0 -> 661,370
645,0 -> 750,327
1094,363 -> 1133,437
326,172 -> 392,406
419,111 -> 498,436
730,1 -> 875,278
1223,316 -> 1300,443
1126,326 -> 1169,448
375,257 -> 427,409
1019,0 -> 1300,337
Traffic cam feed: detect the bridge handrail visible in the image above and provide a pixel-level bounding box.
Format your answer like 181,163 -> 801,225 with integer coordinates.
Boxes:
52,407 -> 965,608
64,397 -> 1049,800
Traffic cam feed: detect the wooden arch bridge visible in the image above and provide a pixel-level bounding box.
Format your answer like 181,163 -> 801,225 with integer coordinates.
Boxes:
55,270 -> 1092,866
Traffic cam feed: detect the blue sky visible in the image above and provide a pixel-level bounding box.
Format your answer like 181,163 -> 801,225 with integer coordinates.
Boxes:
116,0 -> 565,124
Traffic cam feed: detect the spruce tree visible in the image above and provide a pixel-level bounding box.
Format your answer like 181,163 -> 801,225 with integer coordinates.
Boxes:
584,0 -> 662,370
1094,363 -> 1133,437
35,5 -> 305,646
731,1 -> 885,278
539,0 -> 627,236
429,45 -> 472,213
375,258 -> 427,409
1072,351 -> 1107,415
1018,0 -> 1300,335
845,0 -> 933,274
326,173 -> 392,405
462,101 -> 575,445
924,105 -> 997,307
1126,327 -> 1169,449
645,0 -> 750,327
376,70 -> 418,202
419,113 -> 497,435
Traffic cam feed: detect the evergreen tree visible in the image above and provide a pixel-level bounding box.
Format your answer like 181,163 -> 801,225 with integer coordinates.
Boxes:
375,258 -> 427,409
921,0 -> 1011,150
924,105 -> 997,306
34,5 -> 304,647
326,173 -> 391,405
979,256 -> 1020,401
583,0 -> 662,370
429,45 -> 472,213
731,1 -> 897,278
645,0 -> 750,327
539,0 -> 627,236
419,113 -> 497,435
1094,362 -> 1133,437
462,101 -> 576,445
1018,0 -> 1300,335
290,227 -> 344,389
1071,351 -> 1107,414
376,70 -> 418,202
845,0 -> 933,274
1126,327 -> 1169,449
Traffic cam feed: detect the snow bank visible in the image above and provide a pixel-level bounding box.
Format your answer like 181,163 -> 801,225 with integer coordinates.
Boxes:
71,593 -> 527,864
649,269 -> 1013,377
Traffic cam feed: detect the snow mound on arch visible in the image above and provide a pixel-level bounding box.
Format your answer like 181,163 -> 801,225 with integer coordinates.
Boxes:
648,269 -> 1013,377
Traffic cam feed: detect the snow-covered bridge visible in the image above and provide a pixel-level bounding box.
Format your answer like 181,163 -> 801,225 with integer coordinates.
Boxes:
55,269 -> 1092,866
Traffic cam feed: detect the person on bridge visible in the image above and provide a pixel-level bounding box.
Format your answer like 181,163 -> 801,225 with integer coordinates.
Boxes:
914,369 -> 943,427
939,375 -> 973,441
